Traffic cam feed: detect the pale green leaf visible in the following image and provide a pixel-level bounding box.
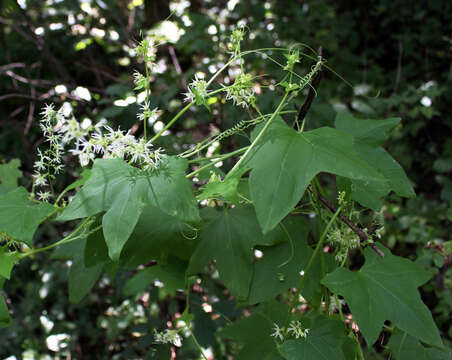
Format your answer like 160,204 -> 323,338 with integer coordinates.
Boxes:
321,246 -> 442,347
247,119 -> 385,233
0,159 -> 22,187
0,187 -> 54,245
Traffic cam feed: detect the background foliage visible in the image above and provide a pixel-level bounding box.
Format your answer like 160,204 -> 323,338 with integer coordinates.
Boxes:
0,0 -> 451,358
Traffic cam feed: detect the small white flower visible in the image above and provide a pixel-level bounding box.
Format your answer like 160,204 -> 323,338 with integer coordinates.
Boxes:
184,74 -> 208,103
153,329 -> 183,347
270,323 -> 284,341
288,321 -> 309,339
40,103 -> 55,119
33,172 -> 48,187
37,191 -> 52,202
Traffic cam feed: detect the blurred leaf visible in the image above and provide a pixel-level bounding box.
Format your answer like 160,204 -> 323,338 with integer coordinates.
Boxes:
0,187 -> 54,245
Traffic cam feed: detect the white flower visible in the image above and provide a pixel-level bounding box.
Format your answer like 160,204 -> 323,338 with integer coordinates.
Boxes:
153,329 -> 182,347
270,323 -> 284,341
40,103 -> 55,119
33,172 -> 48,187
184,74 -> 208,103
37,191 -> 52,202
288,321 -> 309,339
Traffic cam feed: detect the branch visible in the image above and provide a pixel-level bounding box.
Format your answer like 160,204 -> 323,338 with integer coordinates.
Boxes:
294,46 -> 323,128
316,191 -> 385,258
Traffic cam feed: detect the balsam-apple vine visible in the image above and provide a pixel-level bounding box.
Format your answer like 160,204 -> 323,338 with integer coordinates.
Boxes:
0,27 -> 450,359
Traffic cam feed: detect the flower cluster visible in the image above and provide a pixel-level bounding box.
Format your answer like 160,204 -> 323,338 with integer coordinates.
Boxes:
153,328 -> 182,347
284,49 -> 300,71
288,321 -> 310,339
270,321 -> 310,342
135,37 -> 157,63
327,227 -> 360,263
137,101 -> 160,124
228,26 -> 246,54
184,74 -> 209,104
224,73 -> 255,108
69,124 -> 163,169
329,295 -> 345,315
33,102 -> 165,201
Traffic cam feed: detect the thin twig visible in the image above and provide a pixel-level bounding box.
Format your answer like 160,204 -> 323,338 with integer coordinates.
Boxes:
168,45 -> 187,90
294,46 -> 323,128
316,191 -> 385,258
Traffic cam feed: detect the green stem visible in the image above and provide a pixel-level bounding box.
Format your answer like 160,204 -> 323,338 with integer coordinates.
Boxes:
226,92 -> 289,179
149,102 -> 193,143
18,218 -> 98,259
179,110 -> 297,159
186,147 -> 248,179
190,331 -> 208,360
285,205 -> 343,325
143,56 -> 152,141
39,207 -> 61,225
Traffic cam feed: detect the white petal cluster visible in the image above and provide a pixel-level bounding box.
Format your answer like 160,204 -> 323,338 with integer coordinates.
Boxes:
153,329 -> 182,347
270,323 -> 284,341
288,321 -> 310,339
184,74 -> 208,103
33,103 -> 165,199
224,73 -> 255,108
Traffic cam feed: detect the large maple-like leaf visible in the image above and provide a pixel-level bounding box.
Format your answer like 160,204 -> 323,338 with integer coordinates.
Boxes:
246,119 -> 385,233
188,206 -> 279,299
388,329 -> 451,360
335,113 -> 415,209
58,157 -> 199,260
321,246 -> 442,347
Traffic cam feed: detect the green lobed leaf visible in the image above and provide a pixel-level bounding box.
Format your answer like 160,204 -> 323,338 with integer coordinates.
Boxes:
248,216 -> 336,305
58,157 -> 200,260
321,246 -> 442,347
0,247 -> 18,280
67,238 -> 104,304
335,113 -> 415,209
247,217 -> 315,304
246,119 -> 385,233
120,205 -> 199,268
279,316 -> 348,360
188,205 -> 275,299
219,301 -> 287,360
84,216 -> 108,267
0,159 -> 22,187
0,187 -> 54,245
123,261 -> 186,297
388,329 -> 452,360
